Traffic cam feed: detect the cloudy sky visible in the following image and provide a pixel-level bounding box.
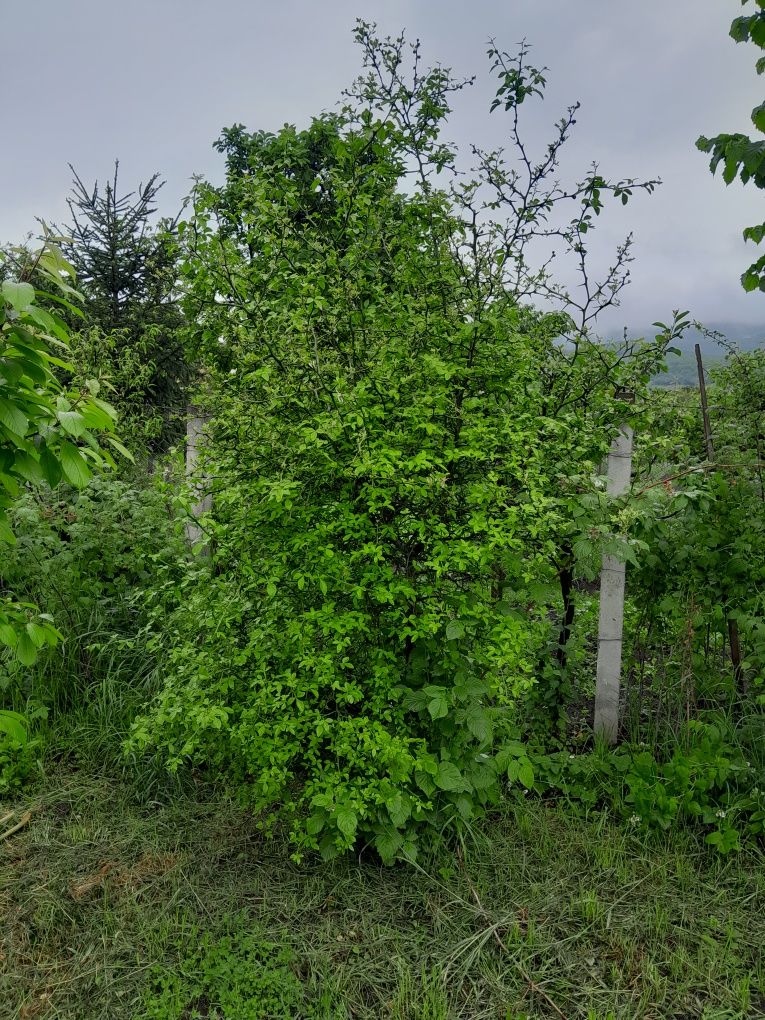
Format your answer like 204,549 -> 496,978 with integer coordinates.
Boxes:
2,0 -> 764,333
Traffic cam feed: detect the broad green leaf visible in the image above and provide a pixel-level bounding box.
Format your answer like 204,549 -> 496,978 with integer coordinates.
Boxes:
466,705 -> 492,742
414,769 -> 436,796
306,812 -> 325,835
374,828 -> 403,864
57,410 -> 87,437
455,794 -> 474,820
386,791 -> 412,827
24,304 -> 63,337
753,101 -> 765,133
11,451 -> 43,484
1,280 -> 35,311
0,512 -> 16,544
427,692 -> 449,719
470,762 -> 497,790
445,620 -> 464,641
105,435 -> 135,462
0,397 -> 29,437
15,630 -> 38,666
435,760 -> 464,792
336,807 -> 358,839
0,622 -> 18,647
59,441 -> 92,487
0,710 -> 28,745
26,621 -> 51,648
39,444 -> 63,487
518,760 -> 535,789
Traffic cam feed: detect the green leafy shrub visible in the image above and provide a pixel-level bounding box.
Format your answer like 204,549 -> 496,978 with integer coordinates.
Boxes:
0,710 -> 38,793
529,721 -> 765,851
0,238 -> 129,665
130,26 -> 676,861
0,474 -> 184,776
143,919 -> 333,1020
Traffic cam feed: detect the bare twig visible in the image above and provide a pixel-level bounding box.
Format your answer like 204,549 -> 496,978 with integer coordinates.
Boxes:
0,809 -> 32,842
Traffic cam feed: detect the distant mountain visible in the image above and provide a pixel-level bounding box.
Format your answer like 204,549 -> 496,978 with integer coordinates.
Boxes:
599,322 -> 764,387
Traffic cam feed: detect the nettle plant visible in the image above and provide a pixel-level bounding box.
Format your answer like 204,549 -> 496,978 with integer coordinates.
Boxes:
132,25 -> 676,860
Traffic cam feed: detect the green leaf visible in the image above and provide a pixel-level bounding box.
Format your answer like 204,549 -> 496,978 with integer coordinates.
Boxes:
743,223 -> 765,243
0,710 -> 28,745
105,436 -> 135,462
518,760 -> 536,789
445,620 -> 464,641
753,102 -> 765,133
0,513 -> 16,545
374,828 -> 403,864
11,451 -> 43,484
0,622 -> 18,647
1,280 -> 35,311
0,397 -> 29,437
16,630 -> 38,666
306,812 -> 325,835
427,692 -> 449,719
414,769 -> 436,796
466,705 -> 492,742
495,740 -> 529,769
336,807 -> 358,839
39,444 -> 63,487
455,794 -> 474,820
59,441 -> 92,487
435,760 -> 464,792
26,621 -> 51,649
57,410 -> 87,437
470,762 -> 497,790
742,268 -> 761,291
385,791 -> 412,827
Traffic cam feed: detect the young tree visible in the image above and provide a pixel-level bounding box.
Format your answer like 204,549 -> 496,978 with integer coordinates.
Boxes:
133,24 -> 677,859
61,162 -> 189,453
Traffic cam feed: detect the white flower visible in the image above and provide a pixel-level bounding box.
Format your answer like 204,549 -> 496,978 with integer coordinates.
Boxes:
628,814 -> 641,826
715,809 -> 727,819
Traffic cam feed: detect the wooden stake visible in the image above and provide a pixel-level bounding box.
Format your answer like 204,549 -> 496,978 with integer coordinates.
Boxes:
695,343 -> 715,462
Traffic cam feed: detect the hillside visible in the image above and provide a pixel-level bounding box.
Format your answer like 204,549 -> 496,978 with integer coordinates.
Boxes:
609,321 -> 764,386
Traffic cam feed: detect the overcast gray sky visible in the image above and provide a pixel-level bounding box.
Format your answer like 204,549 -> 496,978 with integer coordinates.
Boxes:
2,0 -> 764,332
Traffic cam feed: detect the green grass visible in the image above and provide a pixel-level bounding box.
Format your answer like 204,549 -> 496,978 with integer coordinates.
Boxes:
2,767 -> 764,1019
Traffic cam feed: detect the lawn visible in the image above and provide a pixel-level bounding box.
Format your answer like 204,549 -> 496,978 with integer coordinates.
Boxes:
2,766 -> 763,1019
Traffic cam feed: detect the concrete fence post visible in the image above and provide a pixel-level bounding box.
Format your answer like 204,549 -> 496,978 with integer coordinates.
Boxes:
185,407 -> 212,553
593,423 -> 634,744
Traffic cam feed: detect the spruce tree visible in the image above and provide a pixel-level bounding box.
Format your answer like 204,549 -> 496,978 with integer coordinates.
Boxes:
62,161 -> 189,454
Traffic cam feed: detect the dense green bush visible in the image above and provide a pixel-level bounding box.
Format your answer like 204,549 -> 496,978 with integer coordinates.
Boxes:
0,474 -> 184,776
528,719 -> 765,851
627,347 -> 765,716
131,28 -> 674,860
0,237 -> 132,779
